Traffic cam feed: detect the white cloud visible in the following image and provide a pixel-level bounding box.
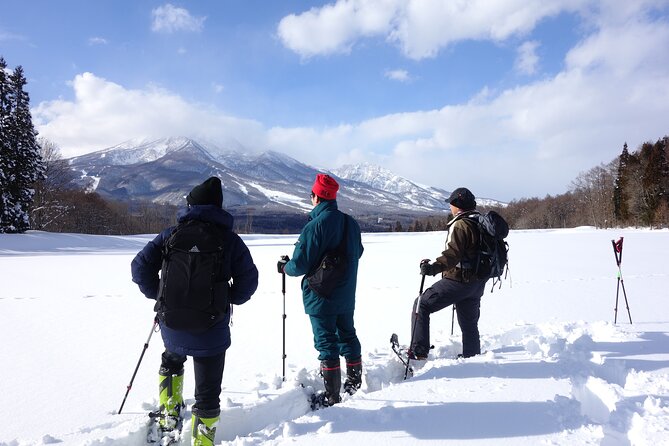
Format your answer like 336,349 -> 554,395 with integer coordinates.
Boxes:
33,73 -> 264,158
33,5 -> 669,200
87,37 -> 108,46
384,69 -> 411,82
515,40 -> 540,75
272,10 -> 669,199
278,0 -> 582,59
277,0 -> 399,58
151,4 -> 205,33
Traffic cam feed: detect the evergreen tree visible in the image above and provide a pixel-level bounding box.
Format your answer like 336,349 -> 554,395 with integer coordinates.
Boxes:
613,143 -> 630,224
0,57 -> 12,231
655,138 -> 669,206
0,62 -> 44,233
640,139 -> 669,225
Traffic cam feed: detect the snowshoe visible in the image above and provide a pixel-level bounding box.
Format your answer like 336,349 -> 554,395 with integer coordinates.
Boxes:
390,333 -> 414,378
147,411 -> 183,445
310,391 -> 341,410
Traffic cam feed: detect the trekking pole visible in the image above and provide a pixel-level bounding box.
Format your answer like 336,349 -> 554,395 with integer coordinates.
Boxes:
611,238 -> 632,324
405,272 -> 426,380
282,269 -> 287,381
118,316 -> 159,414
450,305 -> 456,335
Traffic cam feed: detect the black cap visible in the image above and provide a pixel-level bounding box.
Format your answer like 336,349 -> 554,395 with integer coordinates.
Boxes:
187,177 -> 223,207
447,187 -> 476,210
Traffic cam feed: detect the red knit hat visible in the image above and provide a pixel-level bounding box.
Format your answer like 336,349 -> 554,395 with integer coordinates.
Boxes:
312,174 -> 339,200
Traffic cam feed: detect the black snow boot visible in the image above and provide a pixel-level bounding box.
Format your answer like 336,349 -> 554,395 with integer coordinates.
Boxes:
320,359 -> 342,406
343,356 -> 362,395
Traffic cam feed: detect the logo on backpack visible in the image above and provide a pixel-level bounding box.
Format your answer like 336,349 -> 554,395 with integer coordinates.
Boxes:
466,211 -> 510,290
155,219 -> 231,333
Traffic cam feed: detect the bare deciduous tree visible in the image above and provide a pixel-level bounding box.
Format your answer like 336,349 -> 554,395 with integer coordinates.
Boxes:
29,138 -> 76,230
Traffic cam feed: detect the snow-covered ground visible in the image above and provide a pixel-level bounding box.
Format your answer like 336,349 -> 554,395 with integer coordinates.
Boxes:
1,226 -> 668,445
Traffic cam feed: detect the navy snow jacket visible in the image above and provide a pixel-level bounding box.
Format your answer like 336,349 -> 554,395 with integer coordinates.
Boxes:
131,205 -> 258,356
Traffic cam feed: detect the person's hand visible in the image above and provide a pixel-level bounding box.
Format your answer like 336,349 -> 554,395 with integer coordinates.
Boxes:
277,255 -> 289,274
420,259 -> 441,276
419,260 -> 433,276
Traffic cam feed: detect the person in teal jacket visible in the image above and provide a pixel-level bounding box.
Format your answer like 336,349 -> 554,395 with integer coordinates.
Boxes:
278,173 -> 364,407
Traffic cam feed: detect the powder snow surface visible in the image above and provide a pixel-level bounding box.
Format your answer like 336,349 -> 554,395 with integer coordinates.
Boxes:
0,227 -> 667,445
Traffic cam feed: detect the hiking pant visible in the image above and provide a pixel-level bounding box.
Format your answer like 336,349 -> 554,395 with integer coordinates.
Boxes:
410,278 -> 485,358
161,350 -> 226,413
309,312 -> 362,361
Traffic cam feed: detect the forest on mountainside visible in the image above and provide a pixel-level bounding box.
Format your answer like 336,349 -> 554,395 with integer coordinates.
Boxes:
411,138 -> 669,232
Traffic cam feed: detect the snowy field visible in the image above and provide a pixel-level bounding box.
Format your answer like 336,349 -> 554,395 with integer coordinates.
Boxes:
1,227 -> 668,445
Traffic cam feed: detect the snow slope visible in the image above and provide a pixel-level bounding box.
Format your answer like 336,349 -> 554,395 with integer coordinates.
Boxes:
0,227 -> 668,445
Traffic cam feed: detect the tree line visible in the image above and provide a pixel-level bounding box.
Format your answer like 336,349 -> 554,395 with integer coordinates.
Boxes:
406,137 -> 669,231
31,138 -> 180,234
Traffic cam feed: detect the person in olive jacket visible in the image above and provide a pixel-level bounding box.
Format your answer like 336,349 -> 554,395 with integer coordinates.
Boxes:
410,187 -> 486,360
131,177 -> 258,445
278,174 -> 364,407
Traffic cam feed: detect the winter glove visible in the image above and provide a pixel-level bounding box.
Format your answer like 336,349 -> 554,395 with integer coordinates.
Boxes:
420,259 -> 441,276
277,255 -> 289,274
419,260 -> 432,276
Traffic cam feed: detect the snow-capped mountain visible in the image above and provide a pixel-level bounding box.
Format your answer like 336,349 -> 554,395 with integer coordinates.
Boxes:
66,137 -> 504,228
332,163 -> 451,210
70,136 -> 214,166
334,163 -> 503,210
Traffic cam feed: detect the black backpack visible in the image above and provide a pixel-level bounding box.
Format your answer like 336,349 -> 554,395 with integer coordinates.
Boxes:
155,219 -> 231,333
465,211 -> 510,290
306,212 -> 349,299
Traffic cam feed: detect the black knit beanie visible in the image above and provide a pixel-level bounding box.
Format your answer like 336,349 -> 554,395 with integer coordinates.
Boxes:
447,187 -> 476,210
187,177 -> 223,207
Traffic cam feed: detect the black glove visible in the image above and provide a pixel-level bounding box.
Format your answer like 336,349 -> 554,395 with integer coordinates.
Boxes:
420,259 -> 440,276
277,255 -> 289,274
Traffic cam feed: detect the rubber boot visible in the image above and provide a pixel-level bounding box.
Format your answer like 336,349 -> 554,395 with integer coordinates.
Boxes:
192,408 -> 220,446
158,368 -> 184,430
321,359 -> 342,406
343,356 -> 362,395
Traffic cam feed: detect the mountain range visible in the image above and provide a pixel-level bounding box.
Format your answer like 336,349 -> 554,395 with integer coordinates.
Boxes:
65,137 -> 501,230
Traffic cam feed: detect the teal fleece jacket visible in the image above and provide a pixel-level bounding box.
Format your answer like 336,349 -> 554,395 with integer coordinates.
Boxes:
284,200 -> 364,315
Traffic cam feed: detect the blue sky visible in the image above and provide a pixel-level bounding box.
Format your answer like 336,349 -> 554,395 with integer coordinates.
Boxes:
2,1 -> 669,201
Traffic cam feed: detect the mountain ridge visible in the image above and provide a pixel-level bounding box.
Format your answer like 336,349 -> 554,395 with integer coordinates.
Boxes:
66,137 -> 504,230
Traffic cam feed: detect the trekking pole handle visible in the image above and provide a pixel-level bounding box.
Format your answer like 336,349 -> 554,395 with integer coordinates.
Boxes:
611,238 -> 623,266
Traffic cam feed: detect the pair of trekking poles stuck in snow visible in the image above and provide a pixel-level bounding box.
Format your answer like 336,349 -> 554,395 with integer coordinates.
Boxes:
117,237 -> 633,413
612,237 -> 632,325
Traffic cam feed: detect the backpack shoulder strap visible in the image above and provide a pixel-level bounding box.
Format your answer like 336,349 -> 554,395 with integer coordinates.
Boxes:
337,211 -> 349,254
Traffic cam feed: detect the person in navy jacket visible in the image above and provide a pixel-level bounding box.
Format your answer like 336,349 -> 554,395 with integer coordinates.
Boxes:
131,177 -> 258,444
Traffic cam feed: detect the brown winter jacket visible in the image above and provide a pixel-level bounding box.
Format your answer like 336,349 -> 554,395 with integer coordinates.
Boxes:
435,210 -> 482,282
